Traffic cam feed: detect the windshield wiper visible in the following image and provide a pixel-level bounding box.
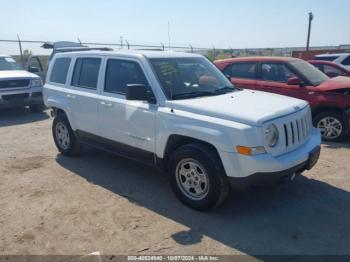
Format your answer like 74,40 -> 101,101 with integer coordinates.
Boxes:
172,91 -> 214,100
213,86 -> 235,94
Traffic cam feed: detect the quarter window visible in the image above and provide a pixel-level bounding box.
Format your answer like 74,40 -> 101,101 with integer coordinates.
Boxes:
104,59 -> 148,94
224,63 -> 257,79
341,56 -> 350,66
71,58 -> 101,89
260,63 -> 296,82
50,58 -> 71,84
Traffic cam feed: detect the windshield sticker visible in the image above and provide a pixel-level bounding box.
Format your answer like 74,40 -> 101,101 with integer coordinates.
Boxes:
5,57 -> 16,63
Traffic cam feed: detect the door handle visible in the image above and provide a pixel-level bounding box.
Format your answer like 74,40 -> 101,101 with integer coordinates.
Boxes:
66,94 -> 76,99
100,101 -> 113,107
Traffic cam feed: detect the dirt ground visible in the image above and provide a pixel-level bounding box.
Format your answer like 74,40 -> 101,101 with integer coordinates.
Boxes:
0,108 -> 349,256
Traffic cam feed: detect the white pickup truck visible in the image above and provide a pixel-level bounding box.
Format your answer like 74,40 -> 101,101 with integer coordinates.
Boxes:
0,54 -> 43,111
43,50 -> 321,210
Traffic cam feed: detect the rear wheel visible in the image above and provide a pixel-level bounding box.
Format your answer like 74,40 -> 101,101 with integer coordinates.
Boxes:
313,111 -> 346,142
168,143 -> 230,211
52,114 -> 81,156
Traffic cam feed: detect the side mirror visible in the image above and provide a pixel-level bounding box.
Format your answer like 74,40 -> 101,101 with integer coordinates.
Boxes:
287,76 -> 301,86
28,66 -> 40,73
126,84 -> 156,104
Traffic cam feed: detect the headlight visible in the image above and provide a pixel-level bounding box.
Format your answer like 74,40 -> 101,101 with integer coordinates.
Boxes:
31,78 -> 42,87
265,124 -> 279,147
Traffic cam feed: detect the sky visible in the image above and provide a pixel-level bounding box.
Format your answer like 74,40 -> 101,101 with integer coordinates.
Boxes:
1,0 -> 350,55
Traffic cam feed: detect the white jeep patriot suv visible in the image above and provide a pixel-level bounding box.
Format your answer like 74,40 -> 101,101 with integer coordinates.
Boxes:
43,50 -> 321,210
0,54 -> 44,111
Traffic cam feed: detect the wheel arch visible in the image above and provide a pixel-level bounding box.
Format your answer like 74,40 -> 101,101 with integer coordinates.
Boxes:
311,105 -> 345,118
51,106 -> 76,130
162,134 -> 223,171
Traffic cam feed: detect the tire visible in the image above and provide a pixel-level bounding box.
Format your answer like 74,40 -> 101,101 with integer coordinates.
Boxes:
52,114 -> 81,156
313,111 -> 346,142
168,143 -> 230,211
29,104 -> 44,113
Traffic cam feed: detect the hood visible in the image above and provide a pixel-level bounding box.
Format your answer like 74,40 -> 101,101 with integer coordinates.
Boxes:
0,70 -> 38,80
170,89 -> 308,126
317,76 -> 350,92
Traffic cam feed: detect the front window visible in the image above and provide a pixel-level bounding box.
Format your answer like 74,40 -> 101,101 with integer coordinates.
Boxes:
149,57 -> 234,100
0,57 -> 23,71
289,60 -> 329,86
261,63 -> 297,82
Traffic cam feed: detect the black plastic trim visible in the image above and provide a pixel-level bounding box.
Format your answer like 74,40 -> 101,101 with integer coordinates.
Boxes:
75,130 -> 159,168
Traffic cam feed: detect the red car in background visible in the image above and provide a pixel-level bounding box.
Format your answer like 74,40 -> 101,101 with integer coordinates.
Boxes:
214,57 -> 350,141
309,60 -> 350,78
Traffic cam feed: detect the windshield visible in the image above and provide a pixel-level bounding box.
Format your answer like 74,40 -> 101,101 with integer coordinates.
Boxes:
149,57 -> 234,100
290,60 -> 329,86
314,56 -> 339,62
0,57 -> 23,71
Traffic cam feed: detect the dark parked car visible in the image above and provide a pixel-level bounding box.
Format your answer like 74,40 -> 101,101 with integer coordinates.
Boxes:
309,60 -> 350,78
214,57 -> 350,141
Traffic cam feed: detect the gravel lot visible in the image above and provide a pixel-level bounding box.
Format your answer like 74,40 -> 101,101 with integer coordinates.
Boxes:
0,108 -> 349,256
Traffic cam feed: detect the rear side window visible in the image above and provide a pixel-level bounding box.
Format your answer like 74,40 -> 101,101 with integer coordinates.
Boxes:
50,58 -> 71,84
104,59 -> 148,94
71,58 -> 101,89
223,63 -> 257,79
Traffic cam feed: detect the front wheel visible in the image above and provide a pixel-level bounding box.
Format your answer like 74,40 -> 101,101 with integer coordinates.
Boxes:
168,143 -> 230,211
313,111 -> 346,142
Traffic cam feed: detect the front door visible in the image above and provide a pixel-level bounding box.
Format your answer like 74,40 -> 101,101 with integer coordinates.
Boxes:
255,62 -> 305,98
98,58 -> 156,155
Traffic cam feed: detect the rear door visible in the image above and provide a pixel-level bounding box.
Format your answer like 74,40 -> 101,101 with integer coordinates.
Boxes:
68,56 -> 102,135
223,62 -> 257,89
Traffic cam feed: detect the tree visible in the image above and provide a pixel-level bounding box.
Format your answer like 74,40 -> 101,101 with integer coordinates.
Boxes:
22,49 -> 33,60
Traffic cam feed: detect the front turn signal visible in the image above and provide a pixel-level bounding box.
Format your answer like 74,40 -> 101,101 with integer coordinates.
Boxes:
236,146 -> 266,156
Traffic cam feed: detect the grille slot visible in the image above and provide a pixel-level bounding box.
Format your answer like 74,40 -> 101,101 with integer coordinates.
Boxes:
0,79 -> 30,89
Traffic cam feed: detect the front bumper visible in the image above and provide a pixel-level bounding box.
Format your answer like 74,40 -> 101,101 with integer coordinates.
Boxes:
0,91 -> 43,109
219,128 -> 321,183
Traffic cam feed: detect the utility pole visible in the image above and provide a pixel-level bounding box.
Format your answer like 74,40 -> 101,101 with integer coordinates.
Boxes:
306,12 -> 314,51
120,36 -> 123,49
17,34 -> 24,67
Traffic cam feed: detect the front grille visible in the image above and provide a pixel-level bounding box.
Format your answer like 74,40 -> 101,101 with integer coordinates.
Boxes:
266,107 -> 313,157
0,79 -> 30,89
2,93 -> 29,101
283,113 -> 311,148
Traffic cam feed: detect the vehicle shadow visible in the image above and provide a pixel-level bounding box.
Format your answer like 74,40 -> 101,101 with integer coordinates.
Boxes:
322,137 -> 350,149
0,108 -> 49,127
56,148 -> 350,256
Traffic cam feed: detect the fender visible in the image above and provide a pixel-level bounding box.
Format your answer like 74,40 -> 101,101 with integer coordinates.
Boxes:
46,95 -> 76,130
155,111 -> 262,158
